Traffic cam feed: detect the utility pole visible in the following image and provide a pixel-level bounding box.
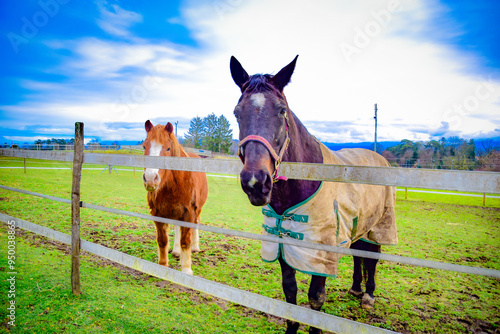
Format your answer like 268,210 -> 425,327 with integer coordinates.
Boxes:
175,121 -> 178,137
374,103 -> 378,153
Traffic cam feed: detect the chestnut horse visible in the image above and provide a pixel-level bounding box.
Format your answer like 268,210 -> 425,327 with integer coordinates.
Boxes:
142,120 -> 208,275
230,56 -> 397,333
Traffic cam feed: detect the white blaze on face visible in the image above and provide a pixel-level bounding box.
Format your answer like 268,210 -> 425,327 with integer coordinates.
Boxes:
144,140 -> 162,180
250,93 -> 266,110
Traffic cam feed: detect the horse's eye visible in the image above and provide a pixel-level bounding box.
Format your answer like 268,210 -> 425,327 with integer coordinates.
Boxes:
279,108 -> 287,116
234,106 -> 241,119
166,147 -> 171,152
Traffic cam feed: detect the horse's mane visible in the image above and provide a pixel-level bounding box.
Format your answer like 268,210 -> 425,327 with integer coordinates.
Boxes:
168,131 -> 188,158
242,74 -> 281,95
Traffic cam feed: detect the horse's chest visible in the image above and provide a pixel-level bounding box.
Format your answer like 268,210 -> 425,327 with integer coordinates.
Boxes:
148,188 -> 195,220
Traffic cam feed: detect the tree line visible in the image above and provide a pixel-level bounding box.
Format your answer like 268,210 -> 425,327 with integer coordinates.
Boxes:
34,138 -> 75,145
381,136 -> 499,171
183,113 -> 233,154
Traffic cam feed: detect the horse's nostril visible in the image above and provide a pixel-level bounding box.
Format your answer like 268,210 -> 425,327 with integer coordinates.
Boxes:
142,173 -> 147,183
262,173 -> 272,194
154,174 -> 159,183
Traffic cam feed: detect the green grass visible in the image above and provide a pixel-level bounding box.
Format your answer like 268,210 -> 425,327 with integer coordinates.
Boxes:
0,236 -> 282,333
396,187 -> 499,208
0,157 -> 499,333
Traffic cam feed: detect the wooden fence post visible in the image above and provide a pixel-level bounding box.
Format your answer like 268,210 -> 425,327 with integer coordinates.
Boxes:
405,187 -> 408,200
71,122 -> 84,295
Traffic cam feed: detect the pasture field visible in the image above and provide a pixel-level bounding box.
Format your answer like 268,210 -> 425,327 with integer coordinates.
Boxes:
0,157 -> 499,333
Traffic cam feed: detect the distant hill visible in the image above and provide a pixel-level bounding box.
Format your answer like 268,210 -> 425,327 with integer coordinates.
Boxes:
322,141 -> 400,153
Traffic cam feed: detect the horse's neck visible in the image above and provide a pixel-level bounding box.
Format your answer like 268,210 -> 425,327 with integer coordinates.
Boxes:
158,146 -> 189,190
270,112 -> 323,214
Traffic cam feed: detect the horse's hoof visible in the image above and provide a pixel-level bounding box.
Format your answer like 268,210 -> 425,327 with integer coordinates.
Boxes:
182,268 -> 193,275
348,288 -> 363,298
191,247 -> 201,253
172,249 -> 181,258
361,293 -> 375,309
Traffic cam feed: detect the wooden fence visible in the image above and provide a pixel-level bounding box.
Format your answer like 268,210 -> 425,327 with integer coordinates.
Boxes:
1,122 -> 499,333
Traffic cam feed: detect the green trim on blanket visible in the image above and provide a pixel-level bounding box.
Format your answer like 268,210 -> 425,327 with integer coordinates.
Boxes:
266,182 -> 324,217
351,217 -> 358,241
260,182 -> 339,278
359,238 -> 397,246
334,200 -> 340,245
261,248 -> 337,278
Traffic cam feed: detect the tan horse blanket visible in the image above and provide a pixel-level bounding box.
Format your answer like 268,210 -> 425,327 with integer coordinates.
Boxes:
261,142 -> 397,277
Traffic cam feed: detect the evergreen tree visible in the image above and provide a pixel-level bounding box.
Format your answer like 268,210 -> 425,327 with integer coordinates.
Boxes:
184,116 -> 205,148
203,113 -> 219,151
185,114 -> 234,153
217,115 -> 233,153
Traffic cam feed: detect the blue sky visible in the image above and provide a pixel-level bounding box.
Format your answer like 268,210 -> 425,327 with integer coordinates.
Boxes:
1,0 -> 499,145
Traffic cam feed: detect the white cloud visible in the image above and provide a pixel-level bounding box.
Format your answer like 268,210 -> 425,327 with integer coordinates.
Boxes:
6,0 -> 500,144
176,0 -> 500,142
96,1 -> 142,38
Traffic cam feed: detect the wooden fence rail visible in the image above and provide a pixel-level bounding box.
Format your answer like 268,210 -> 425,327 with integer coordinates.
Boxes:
0,148 -> 499,194
2,184 -> 498,279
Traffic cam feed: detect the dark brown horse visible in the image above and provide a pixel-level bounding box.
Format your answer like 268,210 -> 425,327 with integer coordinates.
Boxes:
142,120 -> 208,275
230,56 -> 397,333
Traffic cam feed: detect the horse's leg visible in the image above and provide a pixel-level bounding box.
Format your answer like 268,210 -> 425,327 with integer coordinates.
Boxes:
172,225 -> 181,257
308,275 -> 327,334
349,242 -> 364,298
361,243 -> 381,309
350,240 -> 381,308
278,257 -> 300,334
180,225 -> 194,275
191,216 -> 201,253
154,221 -> 169,266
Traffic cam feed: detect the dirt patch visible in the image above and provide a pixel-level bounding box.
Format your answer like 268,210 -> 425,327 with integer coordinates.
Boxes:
16,229 -> 71,255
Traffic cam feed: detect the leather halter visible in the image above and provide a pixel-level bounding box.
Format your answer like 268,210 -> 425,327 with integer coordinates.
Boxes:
238,113 -> 290,182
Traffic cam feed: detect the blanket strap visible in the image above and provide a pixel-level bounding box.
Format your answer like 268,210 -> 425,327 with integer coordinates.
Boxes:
262,208 -> 308,223
262,224 -> 304,240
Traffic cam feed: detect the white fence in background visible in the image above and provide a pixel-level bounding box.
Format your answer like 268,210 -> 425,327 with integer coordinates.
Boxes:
1,130 -> 499,334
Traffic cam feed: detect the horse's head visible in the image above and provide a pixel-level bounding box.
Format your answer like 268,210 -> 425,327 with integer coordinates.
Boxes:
230,55 -> 298,206
142,120 -> 178,192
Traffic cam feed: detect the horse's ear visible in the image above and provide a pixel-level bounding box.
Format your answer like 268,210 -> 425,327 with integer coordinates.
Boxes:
230,56 -> 249,91
165,122 -> 174,135
272,55 -> 298,92
145,120 -> 153,132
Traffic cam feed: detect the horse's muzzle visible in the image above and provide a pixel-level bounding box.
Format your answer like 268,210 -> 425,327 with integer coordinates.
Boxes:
239,141 -> 274,206
143,172 -> 160,192
240,168 -> 272,206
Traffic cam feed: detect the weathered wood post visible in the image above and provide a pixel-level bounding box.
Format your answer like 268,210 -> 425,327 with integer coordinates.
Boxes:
71,122 -> 84,295
405,187 -> 408,200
